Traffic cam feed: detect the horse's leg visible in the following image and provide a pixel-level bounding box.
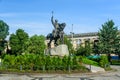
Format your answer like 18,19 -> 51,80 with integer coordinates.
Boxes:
62,33 -> 64,44
55,36 -> 60,46
60,33 -> 63,44
54,38 -> 57,46
48,37 -> 53,48
48,42 -> 50,48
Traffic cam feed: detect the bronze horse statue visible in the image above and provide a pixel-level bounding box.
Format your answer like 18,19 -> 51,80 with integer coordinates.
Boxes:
47,23 -> 66,48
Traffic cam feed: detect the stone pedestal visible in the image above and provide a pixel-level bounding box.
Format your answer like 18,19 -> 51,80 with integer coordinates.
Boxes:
46,44 -> 69,56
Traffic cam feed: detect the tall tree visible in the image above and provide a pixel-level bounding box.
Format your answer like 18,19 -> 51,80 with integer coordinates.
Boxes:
25,35 -> 46,55
0,20 -> 9,40
84,40 -> 92,56
0,20 -> 9,54
9,29 -> 29,55
76,40 -> 92,56
98,20 -> 120,55
64,35 -> 74,54
114,33 -> 120,58
93,40 -> 99,54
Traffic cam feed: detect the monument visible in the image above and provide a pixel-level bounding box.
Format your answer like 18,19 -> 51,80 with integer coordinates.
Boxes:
46,11 -> 69,56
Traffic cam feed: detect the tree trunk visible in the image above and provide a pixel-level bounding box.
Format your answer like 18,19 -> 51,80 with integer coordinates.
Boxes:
107,53 -> 111,64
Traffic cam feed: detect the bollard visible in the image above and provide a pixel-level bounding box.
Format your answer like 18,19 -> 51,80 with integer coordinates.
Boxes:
5,65 -> 8,70
20,65 -> 22,71
90,64 -> 91,71
43,65 -> 45,72
68,65 -> 71,73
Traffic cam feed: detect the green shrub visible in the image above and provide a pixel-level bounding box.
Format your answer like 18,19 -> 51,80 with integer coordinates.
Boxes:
82,57 -> 99,66
2,54 -> 87,72
3,55 -> 15,66
87,55 -> 101,62
99,55 -> 109,68
111,60 -> 120,65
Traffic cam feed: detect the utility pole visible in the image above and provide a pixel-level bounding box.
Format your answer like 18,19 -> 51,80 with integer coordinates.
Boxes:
72,24 -> 73,39
70,24 -> 74,43
70,24 -> 74,55
70,24 -> 74,40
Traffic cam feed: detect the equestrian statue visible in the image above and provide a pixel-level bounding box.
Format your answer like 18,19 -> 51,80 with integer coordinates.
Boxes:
47,12 -> 66,48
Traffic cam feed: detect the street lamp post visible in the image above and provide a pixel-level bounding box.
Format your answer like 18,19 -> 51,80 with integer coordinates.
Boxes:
70,24 -> 74,43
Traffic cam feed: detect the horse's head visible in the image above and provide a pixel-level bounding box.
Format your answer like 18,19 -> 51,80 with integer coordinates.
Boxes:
58,23 -> 66,31
61,23 -> 66,29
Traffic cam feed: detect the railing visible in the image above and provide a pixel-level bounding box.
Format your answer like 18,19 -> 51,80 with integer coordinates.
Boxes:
0,64 -> 86,73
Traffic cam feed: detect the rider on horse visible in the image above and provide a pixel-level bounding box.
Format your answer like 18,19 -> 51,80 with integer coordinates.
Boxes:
47,15 -> 66,48
51,16 -> 60,38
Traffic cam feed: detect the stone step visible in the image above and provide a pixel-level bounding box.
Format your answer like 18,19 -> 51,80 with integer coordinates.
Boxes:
84,64 -> 105,73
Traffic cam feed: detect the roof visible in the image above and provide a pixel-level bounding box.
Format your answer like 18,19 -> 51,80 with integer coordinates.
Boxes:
67,32 -> 98,38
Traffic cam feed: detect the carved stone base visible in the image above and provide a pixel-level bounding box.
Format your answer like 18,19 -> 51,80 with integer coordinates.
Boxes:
45,44 -> 69,56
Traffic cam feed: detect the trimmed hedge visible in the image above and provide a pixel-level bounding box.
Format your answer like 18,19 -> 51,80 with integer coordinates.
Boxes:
82,57 -> 99,66
99,55 -> 110,68
111,60 -> 120,65
1,54 -> 86,71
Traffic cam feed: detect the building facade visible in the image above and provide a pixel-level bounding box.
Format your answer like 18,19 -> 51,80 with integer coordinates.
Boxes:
46,32 -> 99,49
68,32 -> 98,49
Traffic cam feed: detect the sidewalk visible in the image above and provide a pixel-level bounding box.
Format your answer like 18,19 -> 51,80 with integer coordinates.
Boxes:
0,65 -> 119,80
84,64 -> 105,73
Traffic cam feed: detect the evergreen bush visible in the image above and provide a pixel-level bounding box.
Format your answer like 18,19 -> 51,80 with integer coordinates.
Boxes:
99,55 -> 109,68
1,54 -> 86,72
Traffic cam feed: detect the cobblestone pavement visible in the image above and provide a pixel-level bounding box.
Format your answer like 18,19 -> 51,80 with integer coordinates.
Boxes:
0,65 -> 120,80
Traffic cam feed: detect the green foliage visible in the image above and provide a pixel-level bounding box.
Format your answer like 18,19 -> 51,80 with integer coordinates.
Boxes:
25,35 -> 46,55
9,29 -> 46,55
2,54 -> 16,69
0,20 -> 9,40
76,40 -> 92,56
82,57 -> 99,66
85,40 -> 92,56
62,56 -> 69,70
98,20 -> 120,54
2,54 -> 85,71
9,29 -> 29,55
88,55 -> 100,63
64,36 -> 74,54
99,55 -> 109,68
76,45 -> 86,56
0,40 -> 7,54
0,20 -> 9,54
111,60 -> 120,65
93,41 -> 99,54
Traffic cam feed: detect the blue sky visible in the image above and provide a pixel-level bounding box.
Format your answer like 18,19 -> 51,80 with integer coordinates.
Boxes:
0,0 -> 120,37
